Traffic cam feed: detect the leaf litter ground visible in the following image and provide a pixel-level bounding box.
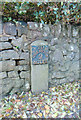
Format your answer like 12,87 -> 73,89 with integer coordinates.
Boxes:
0,81 -> 80,119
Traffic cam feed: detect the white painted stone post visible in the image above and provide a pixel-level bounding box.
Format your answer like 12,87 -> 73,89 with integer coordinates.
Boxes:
31,40 -> 48,93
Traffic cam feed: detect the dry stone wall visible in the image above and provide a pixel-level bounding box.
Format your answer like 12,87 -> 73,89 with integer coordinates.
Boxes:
0,19 -> 80,96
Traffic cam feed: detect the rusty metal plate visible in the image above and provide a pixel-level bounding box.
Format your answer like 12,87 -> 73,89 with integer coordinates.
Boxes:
32,45 -> 48,65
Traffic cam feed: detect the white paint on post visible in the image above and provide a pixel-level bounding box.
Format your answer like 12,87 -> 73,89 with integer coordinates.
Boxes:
31,40 -> 48,93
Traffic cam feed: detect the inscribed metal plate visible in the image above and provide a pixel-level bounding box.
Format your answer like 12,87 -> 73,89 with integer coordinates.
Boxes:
32,45 -> 48,65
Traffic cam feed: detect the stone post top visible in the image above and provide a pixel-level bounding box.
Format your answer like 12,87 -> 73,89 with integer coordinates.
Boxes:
31,40 -> 48,46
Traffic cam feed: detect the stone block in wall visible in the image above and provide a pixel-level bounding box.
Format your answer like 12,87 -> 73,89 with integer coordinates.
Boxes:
18,60 -> 29,65
67,52 -> 75,61
3,22 -> 16,35
0,36 -> 8,42
0,42 -> 12,50
27,30 -> 42,39
68,44 -> 78,52
74,52 -> 79,61
8,36 -> 16,40
59,78 -> 68,84
0,79 -> 2,85
23,42 -> 30,52
2,83 -> 14,95
16,21 -> 27,36
43,24 -> 50,37
24,80 -> 30,90
72,26 -> 79,37
0,50 -> 19,60
50,38 -> 58,46
20,52 -> 29,60
9,87 -> 20,95
0,72 -> 7,79
0,60 -> 15,72
54,23 -> 61,37
67,24 -> 71,38
61,24 -> 67,37
52,72 -> 65,79
15,65 -> 29,71
20,71 -> 30,79
2,78 -> 14,85
0,85 -> 2,95
8,71 -> 19,78
49,79 -> 60,86
52,49 -> 63,62
0,17 -> 2,35
59,62 -> 70,72
11,37 -> 23,49
70,61 -> 79,72
12,78 -> 24,88
21,35 -> 28,42
27,22 -> 39,30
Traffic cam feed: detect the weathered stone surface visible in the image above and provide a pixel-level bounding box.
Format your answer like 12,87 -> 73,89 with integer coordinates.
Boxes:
3,22 -> 16,35
0,17 -> 2,35
27,30 -> 42,39
1,50 -> 19,60
8,36 -> 16,40
63,43 -> 69,50
52,49 -> 63,62
21,35 -> 27,42
0,85 -> 2,96
75,52 -> 79,61
31,40 -> 48,93
62,49 -> 67,56
18,60 -> 29,65
25,80 -> 30,90
67,52 -> 75,61
9,87 -> 20,94
68,44 -> 78,52
16,21 -> 27,36
0,42 -> 12,50
0,60 -> 15,72
0,79 -> 2,85
60,78 -> 68,84
11,37 -> 23,49
72,27 -> 78,37
13,78 -> 24,88
2,83 -> 14,95
27,22 -> 38,30
52,72 -> 65,79
15,65 -> 29,71
50,38 -> 58,45
54,23 -> 61,37
8,71 -> 19,78
0,72 -> 7,79
2,78 -> 15,95
70,61 -> 79,72
59,62 -> 70,72
23,42 -> 29,52
2,78 -> 14,85
43,24 -> 50,35
67,24 -> 71,38
20,52 -> 29,60
0,36 -> 8,41
20,71 -> 30,79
